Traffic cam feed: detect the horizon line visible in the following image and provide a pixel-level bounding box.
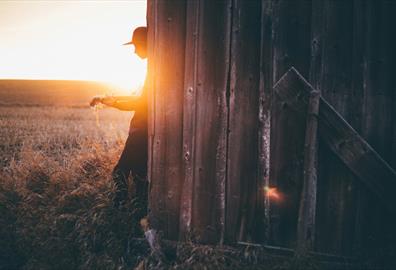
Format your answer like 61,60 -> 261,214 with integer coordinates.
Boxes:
0,77 -> 111,83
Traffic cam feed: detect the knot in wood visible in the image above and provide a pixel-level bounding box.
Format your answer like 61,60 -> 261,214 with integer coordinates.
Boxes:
184,151 -> 190,161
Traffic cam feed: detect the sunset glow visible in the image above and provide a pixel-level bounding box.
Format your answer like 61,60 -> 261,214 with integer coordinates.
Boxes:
0,1 -> 147,94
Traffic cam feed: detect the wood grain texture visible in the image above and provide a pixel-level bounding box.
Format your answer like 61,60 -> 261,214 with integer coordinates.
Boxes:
257,0 -> 274,244
225,0 -> 262,244
269,0 -> 312,248
147,0 -> 186,240
179,0 -> 199,241
274,68 -> 396,213
147,1 -> 396,259
297,90 -> 319,252
309,0 -> 358,255
270,73 -> 308,248
353,0 -> 396,258
190,0 -> 232,244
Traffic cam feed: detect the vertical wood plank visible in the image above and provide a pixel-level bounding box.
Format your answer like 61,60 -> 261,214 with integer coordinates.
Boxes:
147,0 -> 186,240
310,0 -> 358,256
191,0 -> 232,244
297,90 -> 319,252
225,0 -> 262,243
351,0 -> 369,257
257,0 -> 274,244
179,0 -> 199,241
269,0 -> 312,248
146,0 -> 154,197
147,0 -> 158,229
272,0 -> 312,82
355,0 -> 396,260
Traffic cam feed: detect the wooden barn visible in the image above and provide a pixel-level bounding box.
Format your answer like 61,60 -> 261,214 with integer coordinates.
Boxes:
144,0 -> 396,265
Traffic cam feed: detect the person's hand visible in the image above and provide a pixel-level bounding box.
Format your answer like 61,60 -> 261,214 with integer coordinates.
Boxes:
100,96 -> 117,107
90,96 -> 103,107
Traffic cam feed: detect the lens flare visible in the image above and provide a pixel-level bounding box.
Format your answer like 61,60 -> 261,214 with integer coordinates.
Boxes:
264,186 -> 281,201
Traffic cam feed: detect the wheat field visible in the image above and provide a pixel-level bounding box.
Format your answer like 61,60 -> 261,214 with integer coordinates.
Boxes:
0,80 -> 146,270
0,80 -> 132,166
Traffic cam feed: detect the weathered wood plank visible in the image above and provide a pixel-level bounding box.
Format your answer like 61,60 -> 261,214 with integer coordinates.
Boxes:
179,0 -> 199,241
347,0 -> 366,257
301,0 -> 323,254
354,0 -> 396,258
147,0 -> 186,240
310,0 -> 358,256
274,67 -> 396,213
146,0 -> 155,203
257,0 -> 274,244
297,90 -> 319,252
269,72 -> 308,248
319,101 -> 396,211
269,0 -> 312,248
272,0 -> 312,82
147,0 -> 165,234
225,0 -> 261,243
191,0 -> 231,244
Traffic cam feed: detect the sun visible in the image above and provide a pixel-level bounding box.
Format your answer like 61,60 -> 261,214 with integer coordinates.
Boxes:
102,51 -> 147,95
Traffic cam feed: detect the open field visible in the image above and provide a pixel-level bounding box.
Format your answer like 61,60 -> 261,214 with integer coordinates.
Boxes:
0,81 -> 142,270
0,79 -> 132,167
0,106 -> 131,167
0,79 -> 125,107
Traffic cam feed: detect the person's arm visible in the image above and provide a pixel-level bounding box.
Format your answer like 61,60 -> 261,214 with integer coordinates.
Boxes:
90,96 -> 142,111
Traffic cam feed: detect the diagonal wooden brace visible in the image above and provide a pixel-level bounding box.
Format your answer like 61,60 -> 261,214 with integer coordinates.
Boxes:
273,67 -> 396,214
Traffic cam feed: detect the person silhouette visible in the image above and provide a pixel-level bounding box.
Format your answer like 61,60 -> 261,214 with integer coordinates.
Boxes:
90,27 -> 148,210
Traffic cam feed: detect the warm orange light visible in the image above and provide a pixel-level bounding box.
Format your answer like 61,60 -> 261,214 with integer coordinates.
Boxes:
0,1 -> 147,95
264,186 -> 281,201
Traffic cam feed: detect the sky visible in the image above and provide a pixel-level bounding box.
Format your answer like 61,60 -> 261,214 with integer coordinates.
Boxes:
0,0 -> 147,92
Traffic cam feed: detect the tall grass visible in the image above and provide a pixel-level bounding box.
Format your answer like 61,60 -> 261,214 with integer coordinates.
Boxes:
0,110 -> 149,270
0,100 -> 147,269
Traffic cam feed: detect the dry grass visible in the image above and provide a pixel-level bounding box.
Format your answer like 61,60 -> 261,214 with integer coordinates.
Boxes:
0,82 -> 144,270
0,106 -> 131,167
0,142 -> 145,270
